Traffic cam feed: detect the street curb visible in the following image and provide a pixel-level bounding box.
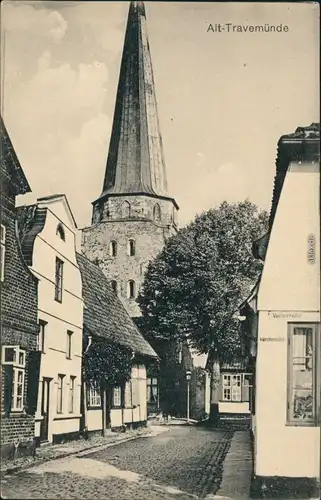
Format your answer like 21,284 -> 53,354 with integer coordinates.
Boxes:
1,429 -> 156,478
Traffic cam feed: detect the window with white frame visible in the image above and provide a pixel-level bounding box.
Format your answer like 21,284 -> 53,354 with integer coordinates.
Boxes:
54,257 -> 64,302
124,381 -> 132,407
2,346 -> 26,412
147,377 -> 158,403
0,224 -> 6,282
113,385 -> 122,407
69,376 -> 76,413
221,373 -> 252,402
287,323 -> 320,425
66,331 -> 73,359
38,320 -> 47,353
57,374 -> 64,413
88,382 -> 101,407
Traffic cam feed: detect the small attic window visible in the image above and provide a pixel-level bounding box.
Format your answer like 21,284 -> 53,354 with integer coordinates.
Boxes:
56,224 -> 65,241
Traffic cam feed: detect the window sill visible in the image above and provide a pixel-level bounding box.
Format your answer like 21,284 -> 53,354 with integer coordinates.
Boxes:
53,414 -> 82,421
286,421 -> 319,427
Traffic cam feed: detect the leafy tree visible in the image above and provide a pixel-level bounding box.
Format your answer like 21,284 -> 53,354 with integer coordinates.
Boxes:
138,200 -> 268,363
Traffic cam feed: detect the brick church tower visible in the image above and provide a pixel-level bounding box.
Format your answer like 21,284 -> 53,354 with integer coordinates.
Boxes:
82,1 -> 178,318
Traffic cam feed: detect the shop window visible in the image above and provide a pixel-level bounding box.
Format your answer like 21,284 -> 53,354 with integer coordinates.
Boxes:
287,323 -> 320,425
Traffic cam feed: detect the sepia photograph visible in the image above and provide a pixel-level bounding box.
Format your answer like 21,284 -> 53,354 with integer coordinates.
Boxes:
0,1 -> 320,499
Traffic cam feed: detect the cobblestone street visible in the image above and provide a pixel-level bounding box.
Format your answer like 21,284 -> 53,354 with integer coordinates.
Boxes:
1,426 -> 234,500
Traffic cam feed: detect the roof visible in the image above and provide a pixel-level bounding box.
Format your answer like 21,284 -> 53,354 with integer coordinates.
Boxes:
17,205 -> 48,266
76,252 -> 158,359
0,114 -> 31,196
269,122 -> 320,228
94,1 -> 176,207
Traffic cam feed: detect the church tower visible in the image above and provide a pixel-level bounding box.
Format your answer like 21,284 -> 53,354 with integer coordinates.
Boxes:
82,1 -> 178,318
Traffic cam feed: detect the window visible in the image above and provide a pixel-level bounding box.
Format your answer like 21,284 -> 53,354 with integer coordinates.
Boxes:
153,203 -> 161,222
111,280 -> 118,294
113,385 -> 121,407
38,320 -> 47,353
88,382 -> 101,407
287,323 -> 320,425
66,331 -> 73,359
221,373 -> 252,402
69,376 -> 76,413
0,224 -> 6,281
56,224 -> 65,241
54,258 -> 64,302
128,239 -> 135,256
57,374 -> 64,413
147,377 -> 158,403
127,280 -> 136,299
121,201 -> 131,218
124,381 -> 132,407
109,240 -> 117,257
2,346 -> 26,412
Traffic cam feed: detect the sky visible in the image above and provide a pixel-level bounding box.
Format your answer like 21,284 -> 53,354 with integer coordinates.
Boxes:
1,0 -> 319,230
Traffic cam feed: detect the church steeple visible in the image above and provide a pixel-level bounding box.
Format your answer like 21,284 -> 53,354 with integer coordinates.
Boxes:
94,1 -> 173,205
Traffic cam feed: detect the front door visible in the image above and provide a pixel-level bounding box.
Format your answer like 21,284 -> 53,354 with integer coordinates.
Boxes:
40,378 -> 51,442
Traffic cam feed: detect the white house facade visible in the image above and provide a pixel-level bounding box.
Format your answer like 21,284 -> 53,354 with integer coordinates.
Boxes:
241,123 -> 320,498
18,194 -> 83,444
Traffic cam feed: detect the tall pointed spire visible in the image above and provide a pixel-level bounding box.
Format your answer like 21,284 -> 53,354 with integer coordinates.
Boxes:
95,1 -> 171,203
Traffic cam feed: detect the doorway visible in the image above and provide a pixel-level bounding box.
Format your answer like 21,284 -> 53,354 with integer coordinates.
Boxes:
40,378 -> 51,442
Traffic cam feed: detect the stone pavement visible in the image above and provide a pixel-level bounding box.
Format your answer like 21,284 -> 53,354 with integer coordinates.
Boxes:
1,425 -> 235,499
0,425 -> 155,477
210,430 -> 252,499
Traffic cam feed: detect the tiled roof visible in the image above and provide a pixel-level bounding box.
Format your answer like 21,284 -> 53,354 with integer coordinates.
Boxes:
0,114 -> 31,196
17,205 -> 47,266
76,252 -> 158,359
269,122 -> 320,228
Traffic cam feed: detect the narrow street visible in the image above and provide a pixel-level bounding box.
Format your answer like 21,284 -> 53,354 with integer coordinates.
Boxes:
1,426 -> 234,500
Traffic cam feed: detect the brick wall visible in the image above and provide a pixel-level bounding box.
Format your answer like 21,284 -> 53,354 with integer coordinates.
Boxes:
1,158 -> 39,457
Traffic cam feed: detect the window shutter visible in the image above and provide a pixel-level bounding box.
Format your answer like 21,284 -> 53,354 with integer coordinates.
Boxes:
27,351 -> 41,414
4,364 -> 13,415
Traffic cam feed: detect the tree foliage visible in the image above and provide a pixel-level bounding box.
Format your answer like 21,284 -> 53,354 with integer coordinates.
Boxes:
138,200 -> 268,363
83,337 -> 133,386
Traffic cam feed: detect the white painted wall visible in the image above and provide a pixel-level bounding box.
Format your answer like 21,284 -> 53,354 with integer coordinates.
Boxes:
31,197 -> 83,443
219,402 -> 250,414
255,162 -> 320,479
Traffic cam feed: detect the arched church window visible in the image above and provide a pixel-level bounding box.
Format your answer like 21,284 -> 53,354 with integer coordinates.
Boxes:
153,203 -> 161,222
109,240 -> 117,257
127,280 -> 136,299
121,201 -> 131,218
128,239 -> 135,256
111,280 -> 117,294
56,224 -> 65,241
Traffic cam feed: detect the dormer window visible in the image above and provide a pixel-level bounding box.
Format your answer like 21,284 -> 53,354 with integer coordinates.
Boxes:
109,240 -> 117,257
128,239 -> 135,256
56,224 -> 65,241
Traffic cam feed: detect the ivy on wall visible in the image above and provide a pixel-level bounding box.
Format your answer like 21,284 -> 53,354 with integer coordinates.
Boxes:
83,336 -> 133,386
